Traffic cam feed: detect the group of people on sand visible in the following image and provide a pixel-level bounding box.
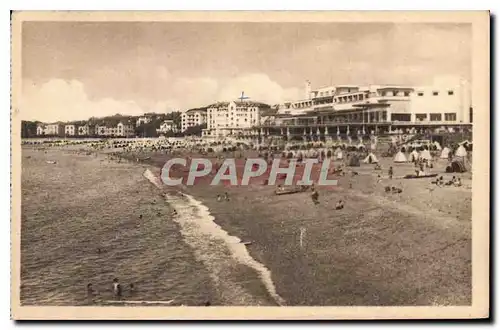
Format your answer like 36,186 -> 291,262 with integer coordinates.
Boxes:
216,192 -> 230,202
431,175 -> 462,187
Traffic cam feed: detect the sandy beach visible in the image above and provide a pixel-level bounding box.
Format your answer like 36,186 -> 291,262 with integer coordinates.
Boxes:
20,146 -> 472,306
143,150 -> 472,306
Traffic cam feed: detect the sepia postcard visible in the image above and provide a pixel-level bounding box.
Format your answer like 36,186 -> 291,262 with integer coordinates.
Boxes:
11,11 -> 490,320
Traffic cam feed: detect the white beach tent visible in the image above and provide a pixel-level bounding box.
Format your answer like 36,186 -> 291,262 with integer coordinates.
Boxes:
455,145 -> 468,157
409,150 -> 420,162
440,147 -> 450,159
393,151 -> 407,163
335,148 -> 343,160
419,149 -> 432,161
363,153 -> 379,164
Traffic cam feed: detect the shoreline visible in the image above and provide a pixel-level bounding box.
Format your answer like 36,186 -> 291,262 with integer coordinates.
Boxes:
136,149 -> 471,306
22,145 -> 472,306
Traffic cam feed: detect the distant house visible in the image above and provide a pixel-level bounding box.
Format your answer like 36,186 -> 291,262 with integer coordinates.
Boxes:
65,124 -> 76,136
77,124 -> 95,136
36,124 -> 45,136
157,119 -> 177,134
117,121 -> 135,137
95,121 -> 135,137
136,115 -> 153,127
36,122 -> 64,136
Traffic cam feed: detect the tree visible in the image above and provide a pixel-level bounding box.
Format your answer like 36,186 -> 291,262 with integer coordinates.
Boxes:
183,124 -> 207,136
21,121 -> 38,138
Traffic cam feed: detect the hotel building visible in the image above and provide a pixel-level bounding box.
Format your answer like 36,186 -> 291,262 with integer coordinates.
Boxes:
202,101 -> 261,138
263,77 -> 472,140
181,109 -> 207,132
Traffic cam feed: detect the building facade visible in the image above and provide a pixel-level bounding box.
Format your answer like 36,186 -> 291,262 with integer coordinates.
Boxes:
203,101 -> 260,137
77,124 -> 94,136
36,123 -> 64,136
258,78 -> 472,141
95,122 -> 135,137
64,124 -> 76,136
181,109 -> 207,132
409,77 -> 472,124
157,119 -> 177,134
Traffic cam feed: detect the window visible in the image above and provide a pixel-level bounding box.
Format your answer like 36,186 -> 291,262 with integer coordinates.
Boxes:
417,92 -> 424,96
448,90 -> 454,95
404,91 -> 410,96
430,114 -> 442,121
432,91 -> 439,96
416,114 -> 427,122
391,114 -> 411,122
380,91 -> 386,96
444,113 -> 457,121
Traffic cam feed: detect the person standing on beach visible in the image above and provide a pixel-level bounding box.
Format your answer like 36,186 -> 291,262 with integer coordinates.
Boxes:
311,187 -> 319,205
388,166 -> 394,180
113,278 -> 122,298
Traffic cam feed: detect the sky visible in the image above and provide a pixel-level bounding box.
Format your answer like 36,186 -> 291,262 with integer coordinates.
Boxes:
20,22 -> 471,122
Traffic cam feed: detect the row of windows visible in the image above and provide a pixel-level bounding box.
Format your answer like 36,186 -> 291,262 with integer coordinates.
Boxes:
416,90 -> 454,96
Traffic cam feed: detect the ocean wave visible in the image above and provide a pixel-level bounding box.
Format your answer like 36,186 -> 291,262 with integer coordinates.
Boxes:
143,169 -> 285,306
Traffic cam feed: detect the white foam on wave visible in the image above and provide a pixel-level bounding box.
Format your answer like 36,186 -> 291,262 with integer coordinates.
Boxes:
143,169 -> 285,306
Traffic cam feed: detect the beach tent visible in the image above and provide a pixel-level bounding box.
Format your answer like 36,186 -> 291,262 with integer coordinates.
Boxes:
393,151 -> 407,163
363,153 -> 379,164
446,158 -> 468,173
455,145 -> 468,157
419,149 -> 432,161
357,143 -> 366,150
440,147 -> 450,159
336,150 -> 343,160
347,154 -> 360,167
409,150 -> 420,162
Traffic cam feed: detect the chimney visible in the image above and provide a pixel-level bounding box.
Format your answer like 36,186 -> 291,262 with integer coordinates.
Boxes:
305,80 -> 312,100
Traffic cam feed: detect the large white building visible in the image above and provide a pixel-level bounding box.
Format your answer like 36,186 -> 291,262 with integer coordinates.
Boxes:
95,121 -> 135,137
409,77 -> 472,124
203,101 -> 261,137
276,77 -> 471,130
181,109 -> 207,132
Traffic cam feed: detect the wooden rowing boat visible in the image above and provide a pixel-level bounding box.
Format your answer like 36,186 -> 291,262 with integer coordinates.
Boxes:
403,173 -> 438,179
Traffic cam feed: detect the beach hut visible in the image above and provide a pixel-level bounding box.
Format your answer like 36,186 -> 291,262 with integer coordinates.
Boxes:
393,151 -> 407,163
440,147 -> 450,159
347,154 -> 361,167
446,158 -> 468,173
363,153 -> 379,164
409,150 -> 419,162
455,145 -> 468,157
419,149 -> 432,161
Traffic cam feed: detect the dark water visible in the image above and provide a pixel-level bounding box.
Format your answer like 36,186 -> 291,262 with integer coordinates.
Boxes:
20,149 -> 219,306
